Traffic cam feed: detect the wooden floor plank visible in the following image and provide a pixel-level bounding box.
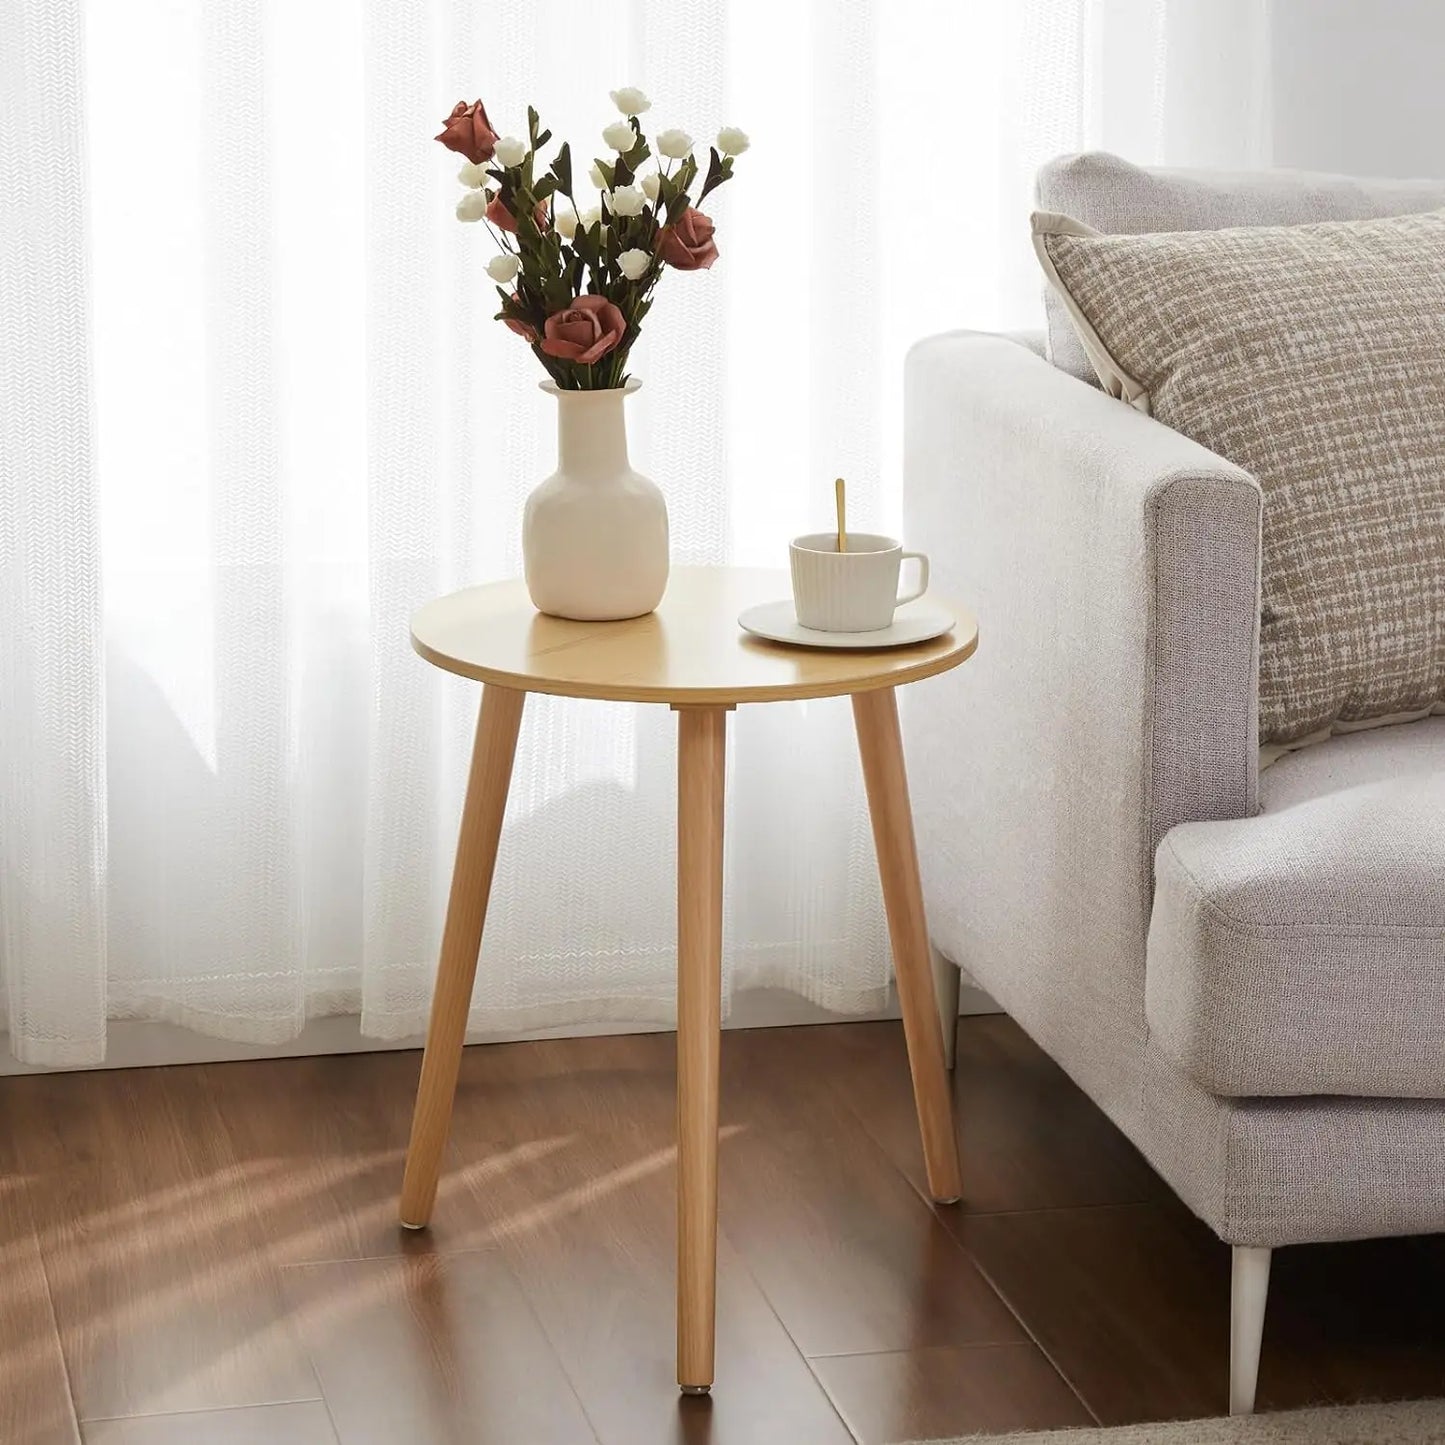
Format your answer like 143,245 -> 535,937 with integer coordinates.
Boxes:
444,1032 -> 856,1445
956,1201 -> 1329,1423
283,1252 -> 596,1445
194,1050 -> 483,1266
810,1342 -> 1094,1444
959,1197 -> 1445,1424
1266,1233 -> 1445,1404
0,1124 -> 82,1445
81,1402 -> 336,1445
717,1026 -> 1023,1357
791,1017 -> 1166,1214
1,1017 -> 1440,1441
6,1065 -> 319,1419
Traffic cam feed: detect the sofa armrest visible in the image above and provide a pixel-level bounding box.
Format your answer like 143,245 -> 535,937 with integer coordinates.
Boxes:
906,329 -> 1261,851
901,331 -> 1260,1105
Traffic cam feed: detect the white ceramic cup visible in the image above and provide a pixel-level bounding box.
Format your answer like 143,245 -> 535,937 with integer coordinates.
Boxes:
789,532 -> 930,632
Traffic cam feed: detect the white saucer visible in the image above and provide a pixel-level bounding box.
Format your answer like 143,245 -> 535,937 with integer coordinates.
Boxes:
738,598 -> 955,650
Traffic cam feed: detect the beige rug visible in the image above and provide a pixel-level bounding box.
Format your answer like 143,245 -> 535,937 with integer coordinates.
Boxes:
905,1398 -> 1445,1444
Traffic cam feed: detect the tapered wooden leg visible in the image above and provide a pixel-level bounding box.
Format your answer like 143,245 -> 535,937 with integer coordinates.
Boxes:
852,687 -> 963,1203
674,705 -> 727,1393
1230,1245 -> 1272,1415
399,684 -> 526,1229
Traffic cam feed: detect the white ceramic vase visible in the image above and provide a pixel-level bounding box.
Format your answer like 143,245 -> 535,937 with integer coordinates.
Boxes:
523,378 -> 669,621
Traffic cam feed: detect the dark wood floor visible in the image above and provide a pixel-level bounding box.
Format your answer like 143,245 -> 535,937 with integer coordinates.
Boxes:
1,1017 -> 1441,1445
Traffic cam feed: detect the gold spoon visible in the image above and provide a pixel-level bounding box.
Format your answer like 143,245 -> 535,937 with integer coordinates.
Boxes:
835,476 -> 847,554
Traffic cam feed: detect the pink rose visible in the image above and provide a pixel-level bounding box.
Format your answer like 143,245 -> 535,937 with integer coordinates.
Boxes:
658,207 -> 718,271
540,294 -> 627,365
436,99 -> 498,165
485,193 -> 550,234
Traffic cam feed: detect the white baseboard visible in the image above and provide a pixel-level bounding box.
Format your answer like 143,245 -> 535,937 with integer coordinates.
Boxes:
0,977 -> 1000,1076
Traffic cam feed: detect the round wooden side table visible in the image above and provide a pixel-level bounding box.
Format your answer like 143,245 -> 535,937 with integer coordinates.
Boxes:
397,565 -> 979,1394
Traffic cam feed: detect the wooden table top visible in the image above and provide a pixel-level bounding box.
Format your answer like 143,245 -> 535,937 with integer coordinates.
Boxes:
410,566 -> 978,705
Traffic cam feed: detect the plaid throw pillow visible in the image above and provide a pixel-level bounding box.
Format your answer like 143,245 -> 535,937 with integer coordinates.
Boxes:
1034,207 -> 1445,747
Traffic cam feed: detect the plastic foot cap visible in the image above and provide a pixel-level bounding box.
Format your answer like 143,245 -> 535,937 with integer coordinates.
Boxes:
399,1219 -> 428,1231
680,1385 -> 711,1396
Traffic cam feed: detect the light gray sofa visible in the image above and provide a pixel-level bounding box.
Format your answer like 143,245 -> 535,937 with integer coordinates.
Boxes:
904,155 -> 1445,1417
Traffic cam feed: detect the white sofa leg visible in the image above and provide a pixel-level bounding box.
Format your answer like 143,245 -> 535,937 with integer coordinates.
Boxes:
930,946 -> 960,1070
1229,1245 -> 1272,1416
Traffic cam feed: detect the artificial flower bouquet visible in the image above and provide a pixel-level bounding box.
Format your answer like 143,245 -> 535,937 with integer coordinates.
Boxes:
437,88 -> 747,390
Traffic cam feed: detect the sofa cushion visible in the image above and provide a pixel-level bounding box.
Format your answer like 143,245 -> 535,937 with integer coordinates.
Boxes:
1146,719 -> 1445,1099
1035,151 -> 1445,382
1032,206 -> 1445,748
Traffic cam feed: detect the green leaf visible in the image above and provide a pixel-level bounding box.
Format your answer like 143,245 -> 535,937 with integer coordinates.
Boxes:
593,157 -> 616,190
673,155 -> 699,197
621,130 -> 650,170
531,229 -> 557,276
527,105 -> 540,145
571,222 -> 599,270
549,142 -> 573,197
698,147 -> 733,203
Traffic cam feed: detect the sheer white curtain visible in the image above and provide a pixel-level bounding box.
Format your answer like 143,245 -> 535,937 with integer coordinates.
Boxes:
0,0 -> 1271,1066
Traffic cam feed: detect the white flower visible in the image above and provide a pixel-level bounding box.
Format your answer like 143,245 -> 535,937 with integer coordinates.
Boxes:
456,189 -> 487,222
578,205 -> 603,230
493,135 -> 528,168
716,125 -> 750,157
656,128 -> 693,160
618,248 -> 651,281
457,161 -> 487,189
609,184 -> 645,217
610,86 -> 651,117
486,252 -> 520,282
589,161 -> 608,189
640,170 -> 661,201
554,208 -> 579,240
602,120 -> 635,152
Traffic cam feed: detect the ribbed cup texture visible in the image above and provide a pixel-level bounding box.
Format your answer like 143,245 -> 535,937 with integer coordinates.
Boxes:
791,534 -> 902,632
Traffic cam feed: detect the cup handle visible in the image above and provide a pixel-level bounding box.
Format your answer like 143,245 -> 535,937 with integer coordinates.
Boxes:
896,551 -> 929,606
